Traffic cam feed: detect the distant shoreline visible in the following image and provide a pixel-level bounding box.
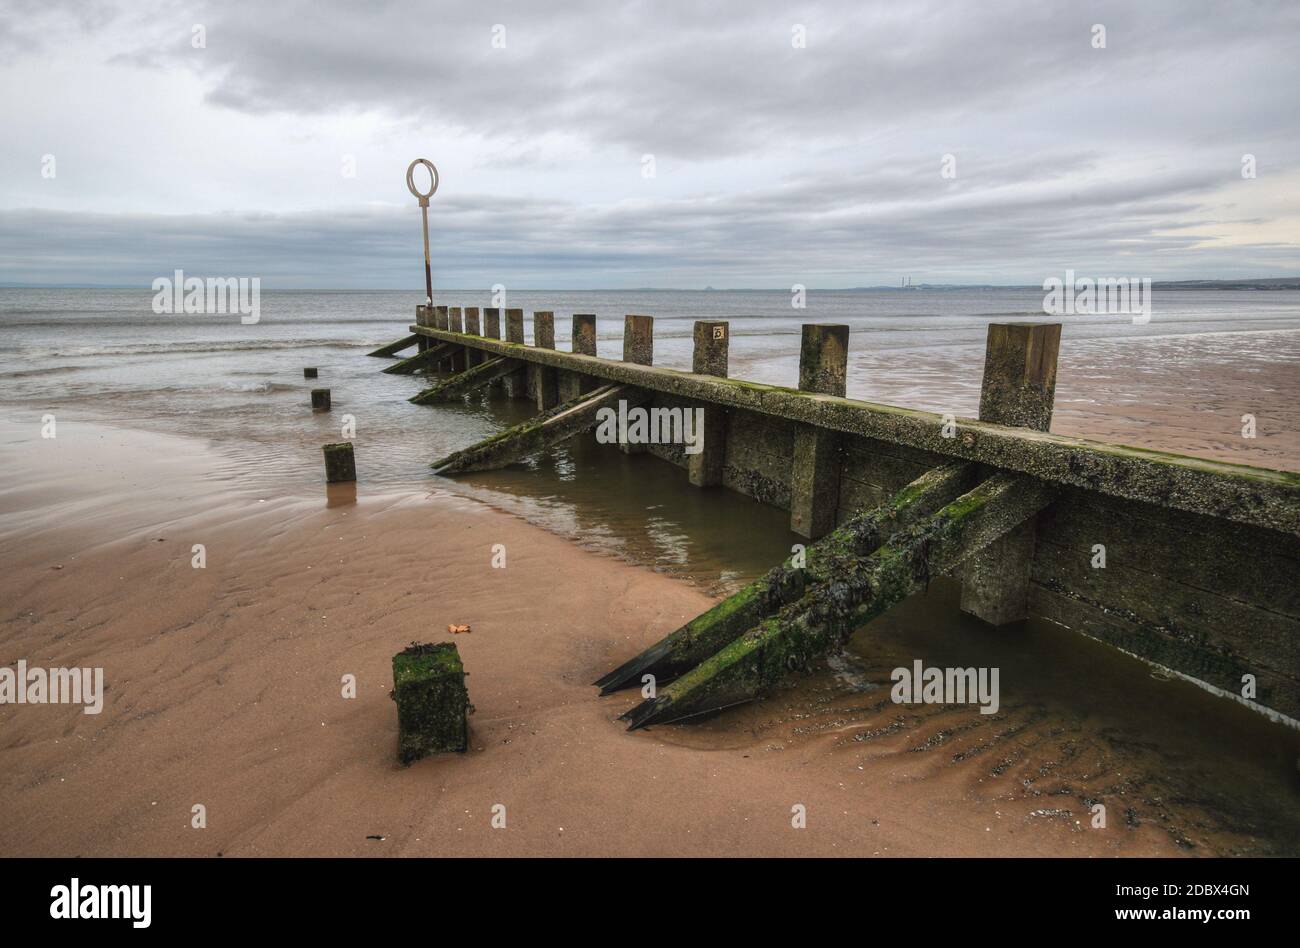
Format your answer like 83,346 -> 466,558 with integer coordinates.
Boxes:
4,279 -> 1300,292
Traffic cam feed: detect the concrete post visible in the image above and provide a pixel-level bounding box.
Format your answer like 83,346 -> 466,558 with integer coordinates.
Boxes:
688,320 -> 729,487
559,314 -> 598,402
620,315 -> 654,453
623,314 -> 654,365
960,323 -> 1062,626
447,307 -> 467,371
415,305 -> 429,351
530,312 -> 559,410
322,441 -> 355,483
789,325 -> 848,538
462,307 -> 483,366
503,308 -> 529,398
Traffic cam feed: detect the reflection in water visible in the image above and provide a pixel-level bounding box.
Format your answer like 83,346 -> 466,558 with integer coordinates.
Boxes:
325,481 -> 357,507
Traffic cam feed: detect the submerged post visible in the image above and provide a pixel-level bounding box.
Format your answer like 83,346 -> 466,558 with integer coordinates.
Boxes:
789,324 -> 848,538
311,388 -> 331,411
960,322 -> 1061,626
530,311 -> 559,410
688,320 -> 729,487
304,367 -> 318,379
322,441 -> 356,483
559,314 -> 598,402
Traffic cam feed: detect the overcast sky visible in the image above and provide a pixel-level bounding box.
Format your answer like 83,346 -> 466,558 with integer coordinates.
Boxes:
1,0 -> 1298,288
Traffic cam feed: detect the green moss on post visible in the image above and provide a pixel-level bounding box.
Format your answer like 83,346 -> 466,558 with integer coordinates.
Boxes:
391,642 -> 469,763
322,441 -> 356,483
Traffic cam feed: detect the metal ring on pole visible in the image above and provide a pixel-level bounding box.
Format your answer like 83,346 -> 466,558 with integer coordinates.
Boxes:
406,158 -> 439,207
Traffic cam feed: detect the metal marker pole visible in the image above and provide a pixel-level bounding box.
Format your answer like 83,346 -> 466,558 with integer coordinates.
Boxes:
406,158 -> 440,307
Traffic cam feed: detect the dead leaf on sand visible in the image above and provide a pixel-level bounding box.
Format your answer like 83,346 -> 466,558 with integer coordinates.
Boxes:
448,623 -> 471,634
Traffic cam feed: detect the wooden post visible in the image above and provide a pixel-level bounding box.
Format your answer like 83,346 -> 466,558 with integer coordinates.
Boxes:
503,309 -> 528,399
960,323 -> 1061,626
415,305 -> 429,352
620,315 -> 654,453
688,320 -> 729,487
530,311 -> 559,410
484,307 -> 502,339
322,441 -> 356,483
559,314 -> 598,402
303,367 -> 318,379
789,325 -> 848,538
311,388 -> 331,411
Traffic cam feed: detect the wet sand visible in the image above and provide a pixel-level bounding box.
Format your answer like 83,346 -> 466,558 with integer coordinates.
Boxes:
2,420 -> 1296,857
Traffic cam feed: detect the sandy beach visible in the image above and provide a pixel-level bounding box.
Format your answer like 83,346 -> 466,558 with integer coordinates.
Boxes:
2,417 -> 1296,857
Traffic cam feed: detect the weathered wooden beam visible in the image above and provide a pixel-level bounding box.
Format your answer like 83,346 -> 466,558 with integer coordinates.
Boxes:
409,357 -> 523,405
790,325 -> 848,538
382,342 -> 455,374
596,461 -> 979,694
961,323 -> 1061,626
688,320 -> 729,488
432,384 -> 651,475
408,324 -> 1300,535
367,333 -> 421,358
622,471 -> 1058,728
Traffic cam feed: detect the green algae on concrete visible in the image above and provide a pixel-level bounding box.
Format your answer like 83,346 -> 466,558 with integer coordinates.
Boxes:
622,471 -> 1057,728
391,641 -> 470,763
408,324 -> 1300,534
409,356 -> 521,405
595,462 -> 979,695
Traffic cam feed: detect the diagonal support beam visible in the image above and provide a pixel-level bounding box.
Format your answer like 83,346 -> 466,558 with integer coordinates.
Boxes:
622,471 -> 1057,729
382,343 -> 456,375
368,334 -> 420,358
432,384 -> 651,475
409,357 -> 522,405
595,461 -> 980,694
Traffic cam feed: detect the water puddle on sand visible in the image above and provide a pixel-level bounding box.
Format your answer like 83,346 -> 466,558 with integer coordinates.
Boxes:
641,579 -> 1300,856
